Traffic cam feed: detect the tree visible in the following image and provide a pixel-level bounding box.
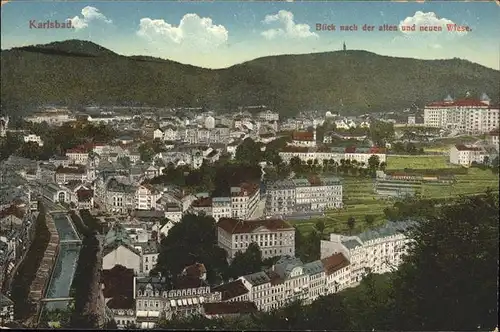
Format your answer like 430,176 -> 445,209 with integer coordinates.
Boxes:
391,192 -> 499,330
364,214 -> 375,226
347,216 -> 356,235
154,214 -> 229,285
368,155 -> 380,170
315,220 -> 326,235
229,242 -> 263,279
369,120 -> 395,147
290,156 -> 302,173
235,138 -> 261,165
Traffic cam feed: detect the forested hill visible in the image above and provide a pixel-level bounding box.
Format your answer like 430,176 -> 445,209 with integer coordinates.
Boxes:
1,39 -> 499,115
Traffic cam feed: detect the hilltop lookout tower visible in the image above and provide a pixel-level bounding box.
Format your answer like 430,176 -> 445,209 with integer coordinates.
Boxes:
343,42 -> 346,51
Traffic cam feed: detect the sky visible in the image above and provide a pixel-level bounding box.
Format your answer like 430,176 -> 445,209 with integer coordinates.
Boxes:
1,1 -> 499,69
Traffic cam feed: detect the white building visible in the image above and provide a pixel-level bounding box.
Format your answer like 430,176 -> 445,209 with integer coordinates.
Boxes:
216,218 -> 296,260
23,134 -> 44,146
424,94 -> 499,134
66,146 -> 90,165
487,129 -> 499,152
449,144 -> 486,166
320,221 -> 414,284
266,176 -> 343,215
153,128 -> 164,140
103,242 -> 142,275
279,146 -> 386,166
258,110 -> 279,122
135,185 -> 162,211
24,108 -> 76,125
232,253 -> 350,312
230,183 -> 260,219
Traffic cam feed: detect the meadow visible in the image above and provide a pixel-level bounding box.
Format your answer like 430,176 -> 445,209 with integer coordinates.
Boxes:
291,155 -> 499,235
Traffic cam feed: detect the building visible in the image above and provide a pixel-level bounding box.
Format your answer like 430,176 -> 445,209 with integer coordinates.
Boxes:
103,225 -> 142,274
258,110 -> 279,122
217,218 -> 295,260
407,115 -> 416,125
0,293 -> 14,325
105,178 -> 136,214
423,94 -> 499,134
134,275 -> 222,326
24,108 -> 76,125
55,166 -> 88,184
231,183 -> 260,219
40,182 -> 70,203
320,221 -> 415,284
266,176 -> 343,215
211,197 -> 232,221
135,185 -> 162,211
449,144 -> 486,166
279,146 -> 386,166
290,130 -> 316,148
101,265 -> 136,329
321,253 -> 351,294
23,134 -> 44,146
233,253 -> 350,312
487,129 -> 499,152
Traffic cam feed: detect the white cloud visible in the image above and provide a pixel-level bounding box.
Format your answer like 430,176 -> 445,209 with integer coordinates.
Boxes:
261,10 -> 318,40
137,14 -> 228,51
399,11 -> 468,36
70,6 -> 112,30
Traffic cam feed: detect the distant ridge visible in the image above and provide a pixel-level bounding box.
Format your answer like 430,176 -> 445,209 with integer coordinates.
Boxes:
1,39 -> 499,115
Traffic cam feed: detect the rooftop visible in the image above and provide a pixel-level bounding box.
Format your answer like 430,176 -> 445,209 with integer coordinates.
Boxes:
211,280 -> 249,301
217,218 -> 294,235
321,253 -> 350,276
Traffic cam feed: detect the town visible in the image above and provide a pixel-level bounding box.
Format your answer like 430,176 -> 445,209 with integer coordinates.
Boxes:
0,92 -> 498,329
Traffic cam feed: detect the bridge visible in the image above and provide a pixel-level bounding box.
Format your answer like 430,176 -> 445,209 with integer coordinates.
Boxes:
40,297 -> 73,303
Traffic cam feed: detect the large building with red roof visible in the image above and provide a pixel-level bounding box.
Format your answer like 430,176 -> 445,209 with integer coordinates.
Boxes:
423,94 -> 499,134
216,218 -> 295,260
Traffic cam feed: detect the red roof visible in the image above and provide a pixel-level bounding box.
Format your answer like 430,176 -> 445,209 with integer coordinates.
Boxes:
192,197 -> 212,208
426,99 -> 490,108
0,205 -> 25,220
232,182 -> 259,197
321,253 -> 350,276
292,131 -> 314,141
217,218 -> 294,235
282,146 -> 309,153
455,144 -> 482,151
369,147 -> 386,154
211,280 -> 249,301
344,146 -> 356,153
76,189 -> 94,202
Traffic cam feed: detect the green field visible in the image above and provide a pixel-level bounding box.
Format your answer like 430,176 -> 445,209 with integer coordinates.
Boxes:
291,156 -> 499,235
386,155 -> 459,170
